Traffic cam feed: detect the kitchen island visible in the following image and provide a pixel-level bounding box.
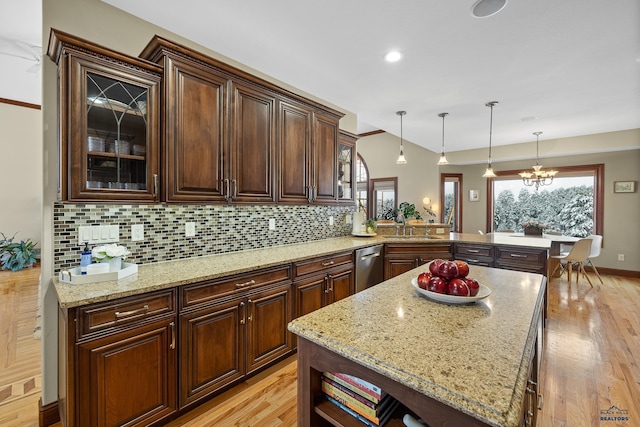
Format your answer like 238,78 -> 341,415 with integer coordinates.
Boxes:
289,265 -> 546,427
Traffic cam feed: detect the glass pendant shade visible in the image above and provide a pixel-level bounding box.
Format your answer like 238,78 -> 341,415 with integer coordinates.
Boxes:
437,112 -> 449,165
396,110 -> 407,165
519,132 -> 557,190
483,101 -> 498,178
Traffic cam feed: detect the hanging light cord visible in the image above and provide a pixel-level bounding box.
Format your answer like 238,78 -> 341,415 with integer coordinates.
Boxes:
441,113 -> 446,153
486,101 -> 498,164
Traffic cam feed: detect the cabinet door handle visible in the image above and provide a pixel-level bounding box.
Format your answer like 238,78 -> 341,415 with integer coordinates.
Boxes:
324,276 -> 330,294
466,249 -> 480,253
232,179 -> 237,198
327,275 -> 333,293
224,179 -> 231,202
537,393 -> 544,410
510,253 -> 528,258
313,185 -> 317,201
306,185 -> 313,203
239,302 -> 245,324
235,279 -> 256,288
152,174 -> 158,198
115,304 -> 149,319
169,321 -> 175,350
321,261 -> 334,267
247,299 -> 253,322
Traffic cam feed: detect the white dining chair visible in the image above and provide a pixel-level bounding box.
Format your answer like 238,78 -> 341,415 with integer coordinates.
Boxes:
583,234 -> 604,284
549,238 -> 594,286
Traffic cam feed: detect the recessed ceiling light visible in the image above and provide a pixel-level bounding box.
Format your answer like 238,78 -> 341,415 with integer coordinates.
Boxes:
471,0 -> 508,18
521,116 -> 538,122
384,51 -> 403,63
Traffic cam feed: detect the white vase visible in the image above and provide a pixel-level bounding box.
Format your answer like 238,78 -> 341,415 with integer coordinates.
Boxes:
106,257 -> 122,272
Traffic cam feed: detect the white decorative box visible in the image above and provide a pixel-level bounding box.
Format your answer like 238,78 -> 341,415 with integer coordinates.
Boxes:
58,263 -> 138,285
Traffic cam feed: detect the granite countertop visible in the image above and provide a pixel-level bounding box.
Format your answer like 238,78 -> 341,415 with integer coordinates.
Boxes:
288,265 -> 546,427
53,232 -> 557,309
53,236 -> 382,309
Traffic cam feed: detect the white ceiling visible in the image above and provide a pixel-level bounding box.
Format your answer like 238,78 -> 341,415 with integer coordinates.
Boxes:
0,0 -> 41,105
2,0 -> 639,154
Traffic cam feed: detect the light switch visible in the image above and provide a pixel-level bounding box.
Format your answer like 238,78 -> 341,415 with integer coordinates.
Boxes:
92,228 -> 100,240
109,225 -> 119,239
101,227 -> 109,239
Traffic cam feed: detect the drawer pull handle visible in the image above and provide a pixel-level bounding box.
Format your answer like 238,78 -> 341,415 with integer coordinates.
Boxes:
115,304 -> 149,319
466,249 -> 480,253
360,253 -> 380,260
466,258 -> 480,263
235,279 -> 256,288
169,322 -> 175,350
321,261 -> 335,267
526,386 -> 536,394
510,253 -> 528,258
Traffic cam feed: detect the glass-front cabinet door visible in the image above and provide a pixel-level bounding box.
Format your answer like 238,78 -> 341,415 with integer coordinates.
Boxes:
49,30 -> 161,202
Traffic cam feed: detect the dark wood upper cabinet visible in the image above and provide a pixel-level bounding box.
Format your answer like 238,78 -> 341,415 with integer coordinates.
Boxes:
313,111 -> 340,203
338,130 -> 358,204
277,100 -> 313,203
161,55 -> 228,202
47,29 -> 162,202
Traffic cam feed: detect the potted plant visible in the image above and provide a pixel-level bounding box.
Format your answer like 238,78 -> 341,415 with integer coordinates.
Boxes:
522,220 -> 547,236
365,219 -> 377,234
0,232 -> 41,272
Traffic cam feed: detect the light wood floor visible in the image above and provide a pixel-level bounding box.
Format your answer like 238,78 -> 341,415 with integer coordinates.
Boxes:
2,267 -> 638,427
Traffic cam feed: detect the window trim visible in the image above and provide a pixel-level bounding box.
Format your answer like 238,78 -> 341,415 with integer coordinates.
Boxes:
485,164 -> 604,236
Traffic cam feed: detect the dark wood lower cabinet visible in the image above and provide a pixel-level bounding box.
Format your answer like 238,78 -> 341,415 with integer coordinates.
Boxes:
179,282 -> 293,410
76,317 -> 177,427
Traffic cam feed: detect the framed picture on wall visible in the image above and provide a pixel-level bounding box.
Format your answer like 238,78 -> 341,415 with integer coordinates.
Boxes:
613,181 -> 636,193
469,189 -> 479,202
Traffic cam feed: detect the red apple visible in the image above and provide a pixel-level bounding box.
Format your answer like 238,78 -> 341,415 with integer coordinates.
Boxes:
437,261 -> 459,280
463,277 -> 480,296
429,259 -> 444,276
427,276 -> 448,294
447,278 -> 470,296
417,272 -> 432,289
454,260 -> 470,277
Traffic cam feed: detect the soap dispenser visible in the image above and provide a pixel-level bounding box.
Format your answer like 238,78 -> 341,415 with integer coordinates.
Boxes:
80,242 -> 92,275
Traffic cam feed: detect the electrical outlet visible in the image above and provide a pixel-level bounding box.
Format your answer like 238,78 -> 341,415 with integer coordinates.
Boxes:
131,224 -> 144,241
268,218 -> 276,230
618,254 -> 625,261
185,222 -> 196,237
329,216 -> 334,226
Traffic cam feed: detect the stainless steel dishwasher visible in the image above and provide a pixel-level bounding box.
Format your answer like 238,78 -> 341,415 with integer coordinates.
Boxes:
355,244 -> 384,292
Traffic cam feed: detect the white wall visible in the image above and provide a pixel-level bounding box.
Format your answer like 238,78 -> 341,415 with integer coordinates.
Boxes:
0,102 -> 42,245
357,132 -> 441,219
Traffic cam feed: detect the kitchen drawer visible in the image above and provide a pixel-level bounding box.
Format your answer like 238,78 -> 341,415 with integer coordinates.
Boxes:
494,246 -> 546,264
77,289 -> 176,339
455,255 -> 493,267
455,243 -> 493,258
385,243 -> 453,258
293,252 -> 353,278
180,265 -> 291,310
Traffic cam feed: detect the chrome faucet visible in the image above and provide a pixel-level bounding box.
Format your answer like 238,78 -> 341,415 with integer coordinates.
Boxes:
396,212 -> 406,235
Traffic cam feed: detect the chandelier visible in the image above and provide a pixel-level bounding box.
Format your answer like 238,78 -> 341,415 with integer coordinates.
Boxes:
519,131 -> 557,190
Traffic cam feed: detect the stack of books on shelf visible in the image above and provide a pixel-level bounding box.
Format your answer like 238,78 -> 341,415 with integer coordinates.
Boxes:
322,372 -> 399,427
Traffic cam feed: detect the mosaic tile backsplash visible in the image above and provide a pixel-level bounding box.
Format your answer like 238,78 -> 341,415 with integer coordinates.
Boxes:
53,203 -> 356,272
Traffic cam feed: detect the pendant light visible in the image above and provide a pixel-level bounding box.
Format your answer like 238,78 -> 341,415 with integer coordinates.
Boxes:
519,131 -> 557,191
396,110 -> 407,164
482,101 -> 498,178
437,112 -> 449,165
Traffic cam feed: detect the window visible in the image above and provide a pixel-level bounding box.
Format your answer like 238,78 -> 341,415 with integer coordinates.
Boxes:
355,154 -> 369,215
486,164 -> 604,237
370,177 -> 398,220
441,174 -> 462,232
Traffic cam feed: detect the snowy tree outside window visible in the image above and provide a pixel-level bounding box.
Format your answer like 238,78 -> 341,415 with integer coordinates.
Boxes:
492,175 -> 595,237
